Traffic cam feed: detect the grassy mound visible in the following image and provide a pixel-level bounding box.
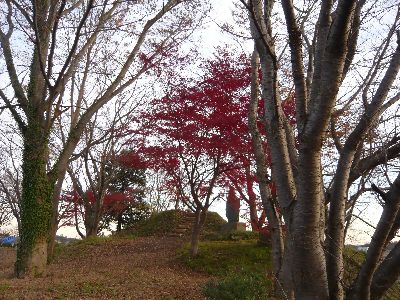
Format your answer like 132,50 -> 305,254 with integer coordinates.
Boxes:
126,210 -> 226,237
179,240 -> 273,299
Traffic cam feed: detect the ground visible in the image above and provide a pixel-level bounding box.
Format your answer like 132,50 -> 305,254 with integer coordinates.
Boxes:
0,236 -> 211,300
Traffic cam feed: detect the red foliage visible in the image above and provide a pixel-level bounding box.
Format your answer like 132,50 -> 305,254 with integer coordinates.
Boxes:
125,48 -> 295,226
60,188 -> 139,226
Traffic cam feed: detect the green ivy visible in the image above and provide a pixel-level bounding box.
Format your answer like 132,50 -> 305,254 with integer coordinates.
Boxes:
15,118 -> 54,276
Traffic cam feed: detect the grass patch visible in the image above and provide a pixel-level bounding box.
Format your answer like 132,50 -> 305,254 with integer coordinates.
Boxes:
343,246 -> 366,288
130,210 -> 182,236
343,247 -> 400,299
126,210 -> 226,237
180,240 -> 271,276
0,283 -> 10,292
180,240 -> 273,299
203,272 -> 272,300
204,231 -> 259,242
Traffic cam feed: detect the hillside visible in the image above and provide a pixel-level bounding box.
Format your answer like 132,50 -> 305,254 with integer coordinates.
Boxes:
0,236 -> 211,299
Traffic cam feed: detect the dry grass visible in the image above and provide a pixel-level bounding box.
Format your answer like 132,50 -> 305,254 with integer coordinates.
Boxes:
0,236 -> 211,300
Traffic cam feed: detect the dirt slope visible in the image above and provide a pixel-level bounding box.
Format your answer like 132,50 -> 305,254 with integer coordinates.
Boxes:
0,237 -> 210,300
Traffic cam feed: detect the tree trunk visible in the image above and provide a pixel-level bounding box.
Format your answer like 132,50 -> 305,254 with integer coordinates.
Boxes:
47,222 -> 58,263
292,149 -> 329,299
370,241 -> 400,300
15,122 -> 53,278
48,170 -> 67,262
348,173 -> 400,299
117,213 -> 123,232
85,207 -> 99,237
248,49 -> 285,288
190,209 -> 206,257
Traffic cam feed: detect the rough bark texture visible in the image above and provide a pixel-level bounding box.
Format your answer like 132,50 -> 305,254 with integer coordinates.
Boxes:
16,121 -> 54,277
248,0 -> 329,297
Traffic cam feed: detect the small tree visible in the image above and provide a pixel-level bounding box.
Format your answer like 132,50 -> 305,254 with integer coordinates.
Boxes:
130,49 -> 256,256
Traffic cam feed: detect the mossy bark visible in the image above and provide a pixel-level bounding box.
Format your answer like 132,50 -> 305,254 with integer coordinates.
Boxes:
15,120 -> 54,278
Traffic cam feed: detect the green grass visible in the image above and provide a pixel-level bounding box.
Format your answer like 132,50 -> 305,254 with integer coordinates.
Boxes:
204,231 -> 260,242
127,210 -> 226,237
343,246 -> 366,288
202,272 -> 272,300
343,246 -> 400,300
129,210 -> 182,236
179,240 -> 273,299
180,240 -> 271,276
0,283 -> 10,292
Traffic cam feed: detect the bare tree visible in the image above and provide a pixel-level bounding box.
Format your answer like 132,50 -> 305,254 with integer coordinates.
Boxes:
242,0 -> 400,298
0,0 -> 207,277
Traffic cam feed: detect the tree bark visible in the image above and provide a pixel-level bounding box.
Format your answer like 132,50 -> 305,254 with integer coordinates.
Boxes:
370,241 -> 400,300
47,170 -> 67,262
248,49 -> 285,283
84,205 -> 101,237
15,121 -> 54,278
190,209 -> 207,257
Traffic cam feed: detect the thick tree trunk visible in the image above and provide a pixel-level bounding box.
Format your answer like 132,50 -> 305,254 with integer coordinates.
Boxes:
85,207 -> 100,237
47,222 -> 58,263
190,209 -> 206,257
292,150 -> 329,299
15,123 -> 53,278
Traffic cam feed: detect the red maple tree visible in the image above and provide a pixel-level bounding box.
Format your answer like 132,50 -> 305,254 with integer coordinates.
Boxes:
126,48 -> 295,255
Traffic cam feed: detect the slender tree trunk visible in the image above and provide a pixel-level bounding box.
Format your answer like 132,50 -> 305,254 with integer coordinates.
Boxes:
190,209 -> 206,257
248,49 -> 285,283
370,241 -> 400,300
48,170 -> 67,262
117,213 -> 123,232
348,173 -> 400,299
74,206 -> 85,239
15,121 -> 54,278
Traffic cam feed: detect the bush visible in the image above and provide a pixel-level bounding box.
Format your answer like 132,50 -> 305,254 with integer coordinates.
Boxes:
119,202 -> 152,229
203,272 -> 271,300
